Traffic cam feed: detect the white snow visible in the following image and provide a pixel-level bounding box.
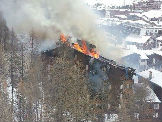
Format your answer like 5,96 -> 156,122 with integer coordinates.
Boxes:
140,53 -> 149,60
121,34 -> 162,58
146,86 -> 161,103
122,45 -> 149,59
157,36 -> 162,40
105,114 -> 118,122
85,0 -> 135,6
125,35 -> 151,44
129,13 -> 143,17
133,75 -> 139,83
97,5 -> 105,10
121,44 -> 162,61
115,15 -> 127,19
153,50 -> 162,57
133,0 -> 148,4
122,19 -> 149,25
97,18 -> 109,25
121,45 -> 138,57
134,20 -> 149,25
134,83 -> 161,103
138,69 -> 162,88
142,10 -> 162,19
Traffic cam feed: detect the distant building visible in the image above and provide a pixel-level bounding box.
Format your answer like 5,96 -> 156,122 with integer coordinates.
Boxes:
137,69 -> 162,122
133,84 -> 162,122
108,9 -> 130,18
142,10 -> 162,22
156,36 -> 162,48
133,0 -> 162,11
140,26 -> 162,36
122,51 -> 149,71
125,35 -> 151,49
105,10 -> 110,18
138,68 -> 162,101
147,53 -> 162,71
143,37 -> 157,50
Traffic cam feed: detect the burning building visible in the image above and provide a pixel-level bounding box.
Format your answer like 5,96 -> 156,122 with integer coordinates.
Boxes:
41,34 -> 135,114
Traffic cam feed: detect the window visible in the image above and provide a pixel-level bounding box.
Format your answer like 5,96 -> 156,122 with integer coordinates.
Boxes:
120,94 -> 123,100
102,67 -> 106,72
120,85 -> 123,89
126,84 -> 129,89
141,59 -> 145,62
153,58 -> 156,64
47,65 -> 51,70
154,104 -> 159,110
108,104 -> 110,109
48,75 -> 51,80
153,113 -> 158,118
119,104 -> 121,109
134,113 -> 139,119
109,85 -> 111,90
86,65 -> 89,71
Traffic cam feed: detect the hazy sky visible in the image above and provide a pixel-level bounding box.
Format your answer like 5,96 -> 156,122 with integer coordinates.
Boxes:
85,0 -> 136,6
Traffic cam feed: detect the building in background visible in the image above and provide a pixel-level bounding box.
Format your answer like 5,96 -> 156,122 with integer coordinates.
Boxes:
133,0 -> 162,11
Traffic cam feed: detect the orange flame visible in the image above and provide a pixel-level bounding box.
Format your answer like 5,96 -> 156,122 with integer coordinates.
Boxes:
81,40 -> 88,54
73,43 -> 83,52
90,48 -> 99,59
60,34 -> 99,59
60,34 -> 67,43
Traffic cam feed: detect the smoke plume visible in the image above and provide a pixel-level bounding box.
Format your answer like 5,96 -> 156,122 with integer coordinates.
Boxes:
0,0 -> 121,60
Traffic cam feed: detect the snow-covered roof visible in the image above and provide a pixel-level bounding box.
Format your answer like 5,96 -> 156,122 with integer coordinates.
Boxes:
155,21 -> 162,26
133,75 -> 139,84
122,19 -> 149,25
121,45 -> 151,59
145,26 -> 162,29
126,35 -> 151,44
134,83 -> 161,103
121,45 -> 138,57
97,5 -> 105,10
85,0 -> 135,6
135,20 -> 149,25
129,13 -> 143,17
105,114 -> 118,122
97,18 -> 108,25
122,45 -> 162,58
153,50 -> 162,57
146,86 -> 161,103
138,69 -> 162,88
133,0 -> 148,4
115,15 -> 127,19
157,36 -> 162,40
122,50 -> 149,60
140,53 -> 149,59
142,10 -> 162,19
